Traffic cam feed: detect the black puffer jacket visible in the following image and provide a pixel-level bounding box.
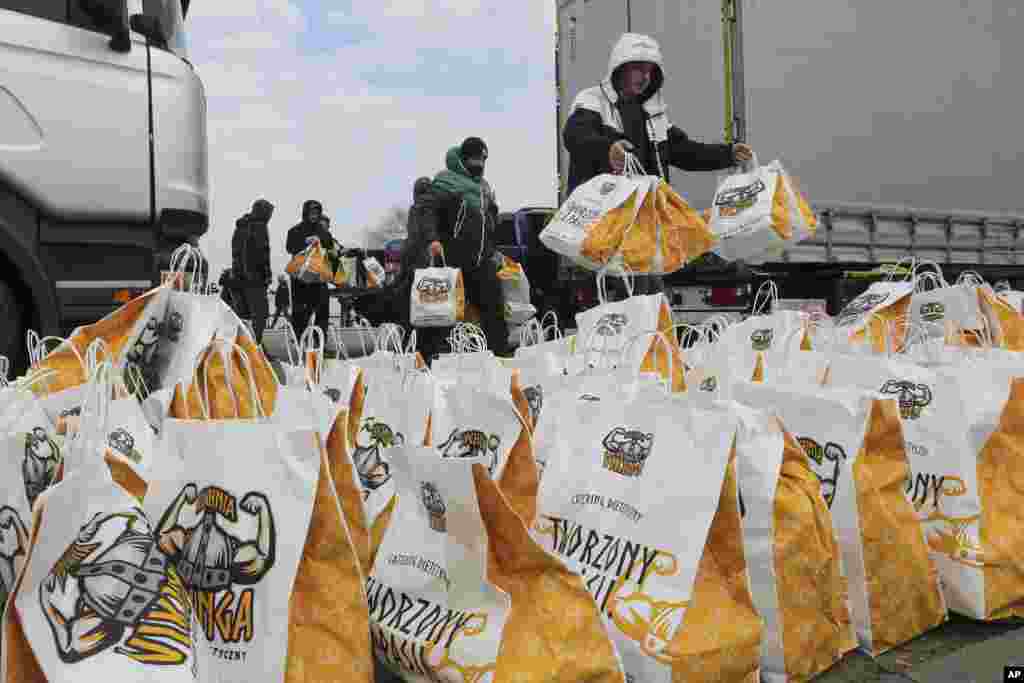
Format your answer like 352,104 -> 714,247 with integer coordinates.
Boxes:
231,199 -> 274,285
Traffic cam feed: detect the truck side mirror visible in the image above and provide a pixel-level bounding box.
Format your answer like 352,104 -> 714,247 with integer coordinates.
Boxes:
77,0 -> 131,53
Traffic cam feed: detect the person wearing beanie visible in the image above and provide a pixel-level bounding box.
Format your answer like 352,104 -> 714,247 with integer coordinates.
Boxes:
563,32 -> 754,296
286,200 -> 335,339
231,198 -> 275,343
419,137 -> 510,356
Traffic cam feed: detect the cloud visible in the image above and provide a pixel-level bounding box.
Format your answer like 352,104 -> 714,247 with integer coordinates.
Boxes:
186,0 -> 556,276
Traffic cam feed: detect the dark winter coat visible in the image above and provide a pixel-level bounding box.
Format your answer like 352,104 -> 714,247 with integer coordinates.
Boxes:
419,147 -> 500,271
231,199 -> 273,284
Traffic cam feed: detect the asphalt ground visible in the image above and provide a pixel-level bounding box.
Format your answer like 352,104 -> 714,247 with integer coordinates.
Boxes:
813,614 -> 1024,682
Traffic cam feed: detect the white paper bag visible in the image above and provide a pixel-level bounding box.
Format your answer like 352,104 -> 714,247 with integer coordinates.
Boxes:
534,386 -> 736,682
143,416 -> 320,682
411,266 -> 464,328
368,447 -> 510,682
825,354 -> 983,617
709,160 -> 783,262
540,172 -> 650,271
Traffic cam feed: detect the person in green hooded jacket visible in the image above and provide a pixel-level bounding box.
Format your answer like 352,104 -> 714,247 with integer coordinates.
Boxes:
419,137 -> 509,356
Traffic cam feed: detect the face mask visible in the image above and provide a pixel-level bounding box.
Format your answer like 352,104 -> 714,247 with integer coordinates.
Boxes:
464,158 -> 485,178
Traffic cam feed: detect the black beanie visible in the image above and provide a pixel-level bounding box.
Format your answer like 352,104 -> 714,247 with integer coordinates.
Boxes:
413,176 -> 432,199
460,137 -> 488,160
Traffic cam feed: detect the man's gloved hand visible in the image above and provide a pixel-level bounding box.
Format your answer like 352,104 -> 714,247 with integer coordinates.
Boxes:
732,143 -> 754,163
609,140 -> 635,174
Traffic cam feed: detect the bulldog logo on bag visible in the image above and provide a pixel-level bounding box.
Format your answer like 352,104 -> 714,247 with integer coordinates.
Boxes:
438,428 -> 501,476
920,302 -> 946,323
599,181 -> 617,195
699,376 -> 718,392
323,387 -> 343,403
353,418 -> 403,499
0,506 -> 30,611
107,428 -> 143,464
523,385 -> 544,425
836,292 -> 890,326
750,329 -> 774,351
714,179 -> 766,216
879,380 -> 933,420
125,316 -> 166,392
165,310 -> 184,343
601,428 -> 654,478
156,484 -> 276,645
23,426 -> 60,509
38,509 -> 191,665
796,437 -> 847,508
420,482 -> 447,533
417,277 -> 451,304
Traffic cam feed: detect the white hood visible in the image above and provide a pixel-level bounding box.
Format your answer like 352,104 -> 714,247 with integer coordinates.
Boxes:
601,33 -> 666,108
571,32 -> 672,145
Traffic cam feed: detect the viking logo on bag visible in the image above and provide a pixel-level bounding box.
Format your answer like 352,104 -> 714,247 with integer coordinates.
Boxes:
920,302 -> 946,322
23,426 -> 60,509
0,506 -> 30,613
879,380 -> 933,420
438,428 -> 501,476
750,328 -> 773,351
796,437 -> 847,508
601,427 -> 654,478
714,179 -> 766,214
354,418 -> 403,498
323,387 -> 342,403
836,292 -> 890,326
156,484 -> 276,647
420,482 -> 447,533
417,277 -> 451,304
38,508 -> 192,665
107,428 -> 143,464
699,376 -> 718,392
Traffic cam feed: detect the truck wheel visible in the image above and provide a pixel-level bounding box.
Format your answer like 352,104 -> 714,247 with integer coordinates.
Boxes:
0,280 -> 24,378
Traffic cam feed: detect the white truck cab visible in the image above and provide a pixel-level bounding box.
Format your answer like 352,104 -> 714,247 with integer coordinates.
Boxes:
0,0 -> 208,371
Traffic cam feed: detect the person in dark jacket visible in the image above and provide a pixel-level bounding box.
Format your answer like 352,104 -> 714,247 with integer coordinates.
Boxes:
399,176 -> 435,280
286,200 -> 334,339
270,274 -> 290,329
563,32 -> 754,296
230,198 -> 274,343
420,137 -> 509,355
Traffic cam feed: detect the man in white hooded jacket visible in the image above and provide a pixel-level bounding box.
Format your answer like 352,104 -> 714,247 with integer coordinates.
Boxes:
563,32 -> 754,295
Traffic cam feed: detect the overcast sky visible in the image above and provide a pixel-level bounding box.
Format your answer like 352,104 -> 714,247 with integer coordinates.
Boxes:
187,0 -> 557,276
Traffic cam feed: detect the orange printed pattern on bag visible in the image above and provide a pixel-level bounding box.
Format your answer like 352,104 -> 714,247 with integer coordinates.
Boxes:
777,426 -> 856,679
853,399 -> 947,654
286,441 -> 372,682
36,289 -> 164,394
475,466 -> 625,682
978,377 -> 1024,619
669,451 -> 762,682
581,189 -> 639,266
